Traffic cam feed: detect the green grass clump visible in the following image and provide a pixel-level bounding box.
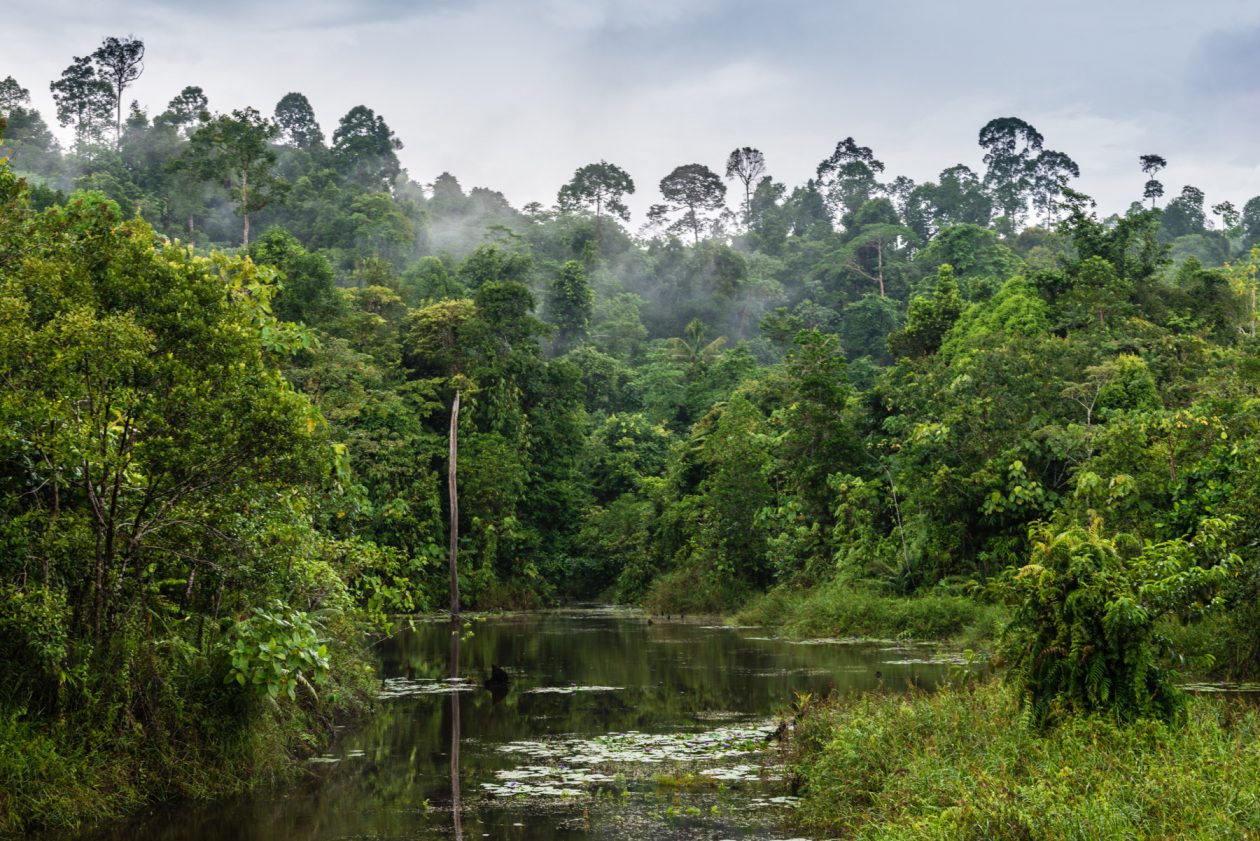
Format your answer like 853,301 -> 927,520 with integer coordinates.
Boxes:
735,579 -> 1004,642
788,680 -> 1260,840
643,566 -> 749,616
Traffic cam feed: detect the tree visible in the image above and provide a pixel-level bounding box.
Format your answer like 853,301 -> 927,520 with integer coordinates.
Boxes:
155,85 -> 208,137
773,330 -> 857,571
816,137 -> 884,219
648,163 -> 727,244
548,260 -> 593,353
49,56 -> 113,149
1140,154 -> 1167,209
819,199 -> 913,298
1242,196 -> 1260,250
274,92 -> 324,149
978,117 -> 1044,229
90,35 -> 145,147
904,165 -> 992,241
1160,185 -> 1207,241
184,108 -> 285,246
1212,200 -> 1240,233
665,318 -> 727,371
887,264 -> 964,357
332,105 -> 403,190
0,175 -> 328,650
724,146 -> 766,224
1030,149 -> 1080,223
0,76 -> 29,115
402,299 -> 484,617
0,78 -> 59,171
556,160 -> 635,236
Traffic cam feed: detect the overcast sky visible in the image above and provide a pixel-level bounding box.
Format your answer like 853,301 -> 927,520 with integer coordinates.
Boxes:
8,0 -> 1260,221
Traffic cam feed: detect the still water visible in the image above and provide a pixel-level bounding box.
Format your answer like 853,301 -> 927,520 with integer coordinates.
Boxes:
83,608 -> 952,840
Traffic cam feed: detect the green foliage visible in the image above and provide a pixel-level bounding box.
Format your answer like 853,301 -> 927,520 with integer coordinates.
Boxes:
1000,517 -> 1238,725
887,263 -> 964,358
736,579 -> 1001,642
548,259 -> 593,352
789,680 -> 1260,840
224,603 -> 330,701
9,52 -> 1260,832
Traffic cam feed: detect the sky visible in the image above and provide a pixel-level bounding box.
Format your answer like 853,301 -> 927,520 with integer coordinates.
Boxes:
8,0 -> 1260,221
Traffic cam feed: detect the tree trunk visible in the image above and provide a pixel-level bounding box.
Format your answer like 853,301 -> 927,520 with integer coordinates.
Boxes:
877,240 -> 886,297
448,389 -> 461,618
241,168 -> 250,247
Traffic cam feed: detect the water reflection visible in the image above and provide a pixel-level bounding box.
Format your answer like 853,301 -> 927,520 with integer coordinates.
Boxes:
68,609 -> 953,841
450,617 -> 463,841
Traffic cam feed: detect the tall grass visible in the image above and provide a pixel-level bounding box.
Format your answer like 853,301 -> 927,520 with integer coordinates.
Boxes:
736,579 -> 1004,643
788,680 -> 1260,840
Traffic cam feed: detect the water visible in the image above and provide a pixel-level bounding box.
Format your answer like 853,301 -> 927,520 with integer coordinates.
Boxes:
79,608 -> 952,841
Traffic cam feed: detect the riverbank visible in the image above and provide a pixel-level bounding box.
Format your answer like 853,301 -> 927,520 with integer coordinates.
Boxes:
0,659 -> 375,837
732,579 -> 1004,647
786,679 -> 1260,840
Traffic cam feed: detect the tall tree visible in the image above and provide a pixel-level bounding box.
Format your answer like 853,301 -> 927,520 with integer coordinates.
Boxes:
155,85 -> 208,137
1140,153 -> 1167,209
556,160 -> 635,236
90,35 -> 145,147
1160,185 -> 1207,241
274,92 -> 324,150
1211,200 -> 1240,233
648,163 -> 727,244
49,56 -> 113,149
183,108 -> 285,245
332,105 -> 403,190
816,136 -> 884,219
1030,149 -> 1081,223
724,147 -> 766,224
978,117 -> 1044,229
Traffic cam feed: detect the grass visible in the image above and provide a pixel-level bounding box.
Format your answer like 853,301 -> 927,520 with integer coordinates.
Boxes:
787,679 -> 1260,840
734,578 -> 1004,645
642,565 -> 750,616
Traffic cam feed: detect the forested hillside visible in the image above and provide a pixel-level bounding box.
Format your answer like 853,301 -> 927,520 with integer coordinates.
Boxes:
3,36 -> 1260,832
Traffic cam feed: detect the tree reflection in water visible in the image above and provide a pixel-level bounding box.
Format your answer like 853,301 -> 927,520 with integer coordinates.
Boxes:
450,618 -> 462,841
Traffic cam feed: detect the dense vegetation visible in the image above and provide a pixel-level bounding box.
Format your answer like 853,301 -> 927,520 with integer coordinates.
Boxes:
788,680 -> 1260,839
4,35 -> 1260,834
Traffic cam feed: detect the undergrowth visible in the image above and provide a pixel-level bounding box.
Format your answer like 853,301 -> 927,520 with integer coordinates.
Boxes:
788,680 -> 1260,840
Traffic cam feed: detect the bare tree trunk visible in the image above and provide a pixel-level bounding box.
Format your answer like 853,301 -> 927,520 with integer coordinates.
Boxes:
241,168 -> 250,247
877,240 -> 886,297
448,389 -> 461,619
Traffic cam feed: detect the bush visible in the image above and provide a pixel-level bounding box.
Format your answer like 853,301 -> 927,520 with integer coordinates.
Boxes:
999,517 -> 1237,725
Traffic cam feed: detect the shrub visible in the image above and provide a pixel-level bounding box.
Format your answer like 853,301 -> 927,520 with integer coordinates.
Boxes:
999,516 -> 1238,725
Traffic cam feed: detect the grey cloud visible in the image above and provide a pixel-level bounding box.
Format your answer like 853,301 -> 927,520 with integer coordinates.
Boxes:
1191,23 -> 1260,97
